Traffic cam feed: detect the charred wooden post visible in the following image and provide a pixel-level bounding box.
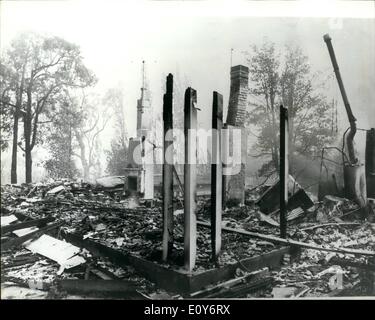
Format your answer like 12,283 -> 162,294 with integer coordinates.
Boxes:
162,74 -> 174,261
366,128 -> 375,198
211,91 -> 223,261
280,105 -> 289,238
58,280 -> 142,298
184,87 -> 198,272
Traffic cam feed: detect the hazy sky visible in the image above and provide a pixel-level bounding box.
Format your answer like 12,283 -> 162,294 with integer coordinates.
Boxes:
1,0 -> 374,182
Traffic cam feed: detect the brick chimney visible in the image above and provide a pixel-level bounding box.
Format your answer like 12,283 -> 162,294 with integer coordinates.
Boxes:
226,65 -> 249,127
224,65 -> 249,206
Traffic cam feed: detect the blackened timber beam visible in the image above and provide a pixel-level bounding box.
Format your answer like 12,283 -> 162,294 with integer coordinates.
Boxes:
190,268 -> 269,298
328,256 -> 375,272
1,216 -> 55,235
184,87 -> 198,272
162,74 -> 174,261
62,231 -> 191,293
62,231 -> 292,294
211,91 -> 223,261
280,105 -> 289,238
1,221 -> 65,251
197,220 -> 375,256
58,280 -> 145,299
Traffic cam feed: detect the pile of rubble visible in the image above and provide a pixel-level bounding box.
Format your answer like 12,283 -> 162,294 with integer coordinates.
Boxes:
1,182 -> 156,299
1,180 -> 375,299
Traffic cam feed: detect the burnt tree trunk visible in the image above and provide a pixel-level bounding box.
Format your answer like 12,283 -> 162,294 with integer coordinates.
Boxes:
24,134 -> 33,183
366,128 -> 375,198
11,110 -> 19,184
271,105 -> 279,172
279,105 -> 289,238
11,69 -> 26,184
75,129 -> 90,181
24,87 -> 33,183
24,128 -> 33,183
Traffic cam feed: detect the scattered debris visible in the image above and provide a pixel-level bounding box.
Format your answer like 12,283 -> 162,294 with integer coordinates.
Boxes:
95,176 -> 125,189
1,180 -> 374,298
47,185 -> 65,195
272,286 -> 298,298
1,221 -> 65,251
2,216 -> 55,235
256,175 -> 314,214
190,268 -> 271,298
25,234 -> 86,270
197,221 -> 375,256
57,279 -> 145,299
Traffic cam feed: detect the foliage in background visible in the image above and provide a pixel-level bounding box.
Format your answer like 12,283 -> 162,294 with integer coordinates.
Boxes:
105,86 -> 128,175
43,91 -> 81,179
0,32 -> 96,183
245,41 -> 335,176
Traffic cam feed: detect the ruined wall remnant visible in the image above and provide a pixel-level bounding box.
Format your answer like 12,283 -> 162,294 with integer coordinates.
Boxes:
224,65 -> 249,205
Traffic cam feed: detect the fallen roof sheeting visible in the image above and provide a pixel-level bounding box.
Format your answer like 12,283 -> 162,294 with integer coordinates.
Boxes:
25,234 -> 86,269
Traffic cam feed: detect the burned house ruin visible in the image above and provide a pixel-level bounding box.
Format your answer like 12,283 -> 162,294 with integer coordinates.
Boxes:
1,12 -> 375,301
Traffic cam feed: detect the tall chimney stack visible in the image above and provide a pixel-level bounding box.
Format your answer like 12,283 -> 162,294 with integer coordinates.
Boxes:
224,65 -> 249,205
226,65 -> 249,127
